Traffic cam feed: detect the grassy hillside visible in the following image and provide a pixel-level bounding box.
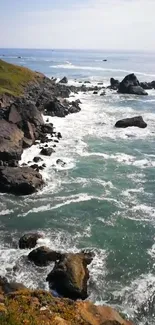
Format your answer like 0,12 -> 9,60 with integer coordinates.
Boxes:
0,59 -> 43,97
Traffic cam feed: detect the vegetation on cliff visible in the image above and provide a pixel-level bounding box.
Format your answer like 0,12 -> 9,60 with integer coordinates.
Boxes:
0,289 -> 133,325
0,59 -> 42,96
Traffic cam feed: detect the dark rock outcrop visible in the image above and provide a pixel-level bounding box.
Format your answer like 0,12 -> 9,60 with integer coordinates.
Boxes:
110,77 -> 120,90
118,74 -> 148,95
59,77 -> 68,84
40,147 -> 55,156
0,119 -> 24,165
33,156 -> 43,163
115,116 -> 147,128
19,233 -> 43,249
46,253 -> 92,300
28,246 -> 62,266
0,166 -> 44,195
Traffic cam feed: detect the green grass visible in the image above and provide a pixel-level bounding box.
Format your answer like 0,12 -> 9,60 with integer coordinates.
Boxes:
0,59 -> 43,97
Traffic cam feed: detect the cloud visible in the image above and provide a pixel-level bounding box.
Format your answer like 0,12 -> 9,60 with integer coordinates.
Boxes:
0,0 -> 155,50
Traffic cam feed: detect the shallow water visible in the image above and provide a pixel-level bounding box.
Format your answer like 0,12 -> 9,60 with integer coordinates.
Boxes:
0,49 -> 155,324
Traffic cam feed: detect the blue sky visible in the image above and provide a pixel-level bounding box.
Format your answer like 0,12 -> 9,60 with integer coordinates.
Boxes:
0,0 -> 155,50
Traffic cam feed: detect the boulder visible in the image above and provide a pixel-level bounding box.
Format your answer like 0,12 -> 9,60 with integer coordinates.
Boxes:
0,166 -> 44,195
19,233 -> 43,249
40,148 -> 55,156
46,253 -> 92,300
33,156 -> 43,163
44,98 -> 68,117
0,119 -> 24,164
28,246 -> 62,266
118,74 -> 148,95
115,116 -> 147,128
0,277 -> 26,294
59,77 -> 68,84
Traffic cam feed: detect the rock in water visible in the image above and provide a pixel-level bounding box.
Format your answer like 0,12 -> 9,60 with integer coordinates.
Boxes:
46,253 -> 92,300
19,233 -> 43,249
0,167 -> 44,195
115,116 -> 147,128
59,77 -> 68,84
40,147 -> 55,156
28,246 -> 62,266
110,77 -> 120,90
118,73 -> 148,95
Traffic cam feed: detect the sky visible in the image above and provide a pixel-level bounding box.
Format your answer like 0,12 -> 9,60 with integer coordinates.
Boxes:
0,0 -> 154,50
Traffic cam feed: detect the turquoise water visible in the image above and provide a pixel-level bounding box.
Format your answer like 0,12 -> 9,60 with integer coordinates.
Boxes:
1,49 -> 155,325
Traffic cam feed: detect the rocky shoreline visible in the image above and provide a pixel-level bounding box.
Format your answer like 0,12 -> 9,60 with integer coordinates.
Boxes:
0,59 -> 153,196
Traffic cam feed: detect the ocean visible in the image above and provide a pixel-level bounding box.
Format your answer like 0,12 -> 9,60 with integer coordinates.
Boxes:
0,49 -> 155,325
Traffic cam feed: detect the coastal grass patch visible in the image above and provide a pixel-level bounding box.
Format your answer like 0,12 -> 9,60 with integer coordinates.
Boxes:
0,59 -> 43,97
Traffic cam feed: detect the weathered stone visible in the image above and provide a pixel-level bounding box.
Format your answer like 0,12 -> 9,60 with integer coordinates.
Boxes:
0,166 -> 44,195
46,253 -> 92,300
28,246 -> 62,266
115,116 -> 147,128
19,233 -> 43,249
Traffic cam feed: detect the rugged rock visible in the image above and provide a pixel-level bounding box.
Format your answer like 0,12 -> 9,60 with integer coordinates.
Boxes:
115,116 -> 147,128
110,77 -> 120,90
0,119 -> 24,165
0,166 -> 44,195
28,246 -> 62,267
46,253 -> 92,300
19,233 -> 43,249
118,74 -> 148,95
40,147 -> 55,156
59,77 -> 68,84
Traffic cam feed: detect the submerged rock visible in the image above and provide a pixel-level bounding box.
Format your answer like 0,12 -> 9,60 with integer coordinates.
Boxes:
0,166 -> 44,195
118,73 -> 148,95
46,253 -> 92,300
115,116 -> 147,128
19,233 -> 43,249
28,246 -> 62,266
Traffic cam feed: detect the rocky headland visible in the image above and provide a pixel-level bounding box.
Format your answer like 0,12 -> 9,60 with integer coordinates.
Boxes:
0,233 -> 134,325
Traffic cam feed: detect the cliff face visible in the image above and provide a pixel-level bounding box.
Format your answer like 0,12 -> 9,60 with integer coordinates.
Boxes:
0,289 -> 133,325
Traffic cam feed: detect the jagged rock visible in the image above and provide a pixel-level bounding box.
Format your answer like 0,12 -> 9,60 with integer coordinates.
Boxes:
93,91 -> 98,94
28,246 -> 62,266
46,253 -> 92,300
0,166 -> 44,195
19,233 -> 43,249
100,91 -> 106,96
59,77 -> 68,84
115,116 -> 147,128
40,148 -> 55,156
118,74 -> 148,95
84,81 -> 91,84
0,119 -> 24,165
110,77 -> 120,90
